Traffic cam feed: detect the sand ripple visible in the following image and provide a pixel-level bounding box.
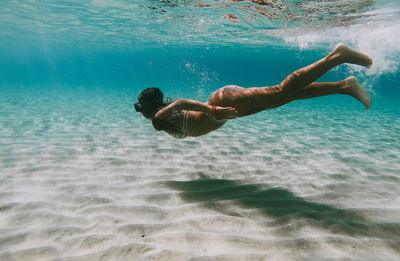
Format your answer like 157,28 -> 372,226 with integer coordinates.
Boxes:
1,92 -> 399,260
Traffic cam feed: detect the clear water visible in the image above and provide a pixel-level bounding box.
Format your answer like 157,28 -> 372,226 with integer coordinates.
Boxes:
1,0 -> 399,260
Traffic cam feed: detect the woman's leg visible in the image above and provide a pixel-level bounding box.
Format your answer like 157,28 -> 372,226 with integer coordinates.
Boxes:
294,80 -> 347,99
213,44 -> 373,116
292,77 -> 372,109
238,44 -> 373,115
278,44 -> 372,97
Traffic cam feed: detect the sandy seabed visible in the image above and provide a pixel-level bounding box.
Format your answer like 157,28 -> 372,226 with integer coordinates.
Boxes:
1,90 -> 399,261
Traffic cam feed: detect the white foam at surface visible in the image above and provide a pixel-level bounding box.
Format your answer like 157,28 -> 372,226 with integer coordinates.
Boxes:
282,4 -> 400,76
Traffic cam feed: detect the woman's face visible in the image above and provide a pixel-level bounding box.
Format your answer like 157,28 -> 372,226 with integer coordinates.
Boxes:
141,103 -> 161,119
136,94 -> 163,119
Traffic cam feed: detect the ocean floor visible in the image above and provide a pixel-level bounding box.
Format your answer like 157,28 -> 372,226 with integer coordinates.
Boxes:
1,88 -> 399,260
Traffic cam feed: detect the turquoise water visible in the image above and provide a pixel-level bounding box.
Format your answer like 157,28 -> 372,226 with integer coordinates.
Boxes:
1,0 -> 400,260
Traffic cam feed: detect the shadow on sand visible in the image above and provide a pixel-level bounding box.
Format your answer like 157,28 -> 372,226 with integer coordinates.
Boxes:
167,176 -> 400,250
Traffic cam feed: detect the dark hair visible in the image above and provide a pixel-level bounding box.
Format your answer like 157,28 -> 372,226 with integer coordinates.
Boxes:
136,88 -> 180,133
136,87 -> 164,119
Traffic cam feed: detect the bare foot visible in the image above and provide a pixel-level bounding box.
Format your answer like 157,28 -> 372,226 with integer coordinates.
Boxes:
333,43 -> 373,68
346,76 -> 372,110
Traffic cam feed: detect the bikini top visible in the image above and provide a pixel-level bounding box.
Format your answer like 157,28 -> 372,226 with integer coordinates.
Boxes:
170,111 -> 189,139
171,111 -> 226,139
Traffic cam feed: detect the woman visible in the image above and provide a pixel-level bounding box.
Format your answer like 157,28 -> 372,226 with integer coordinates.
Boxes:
134,44 -> 373,139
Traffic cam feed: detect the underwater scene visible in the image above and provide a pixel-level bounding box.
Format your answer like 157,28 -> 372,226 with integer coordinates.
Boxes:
0,0 -> 399,260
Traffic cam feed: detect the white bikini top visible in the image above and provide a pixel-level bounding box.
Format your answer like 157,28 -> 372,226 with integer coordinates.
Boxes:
171,111 -> 189,139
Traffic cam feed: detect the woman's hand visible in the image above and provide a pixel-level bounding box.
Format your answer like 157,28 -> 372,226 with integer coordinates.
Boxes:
215,106 -> 238,120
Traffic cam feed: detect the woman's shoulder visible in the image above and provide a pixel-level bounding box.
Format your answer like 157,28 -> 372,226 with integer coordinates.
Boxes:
155,100 -> 184,119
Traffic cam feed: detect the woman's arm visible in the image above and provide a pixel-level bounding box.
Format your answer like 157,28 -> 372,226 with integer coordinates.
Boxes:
173,99 -> 212,113
156,99 -> 237,120
173,99 -> 238,120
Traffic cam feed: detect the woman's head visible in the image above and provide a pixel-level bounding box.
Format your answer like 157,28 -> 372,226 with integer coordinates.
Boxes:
135,87 -> 164,119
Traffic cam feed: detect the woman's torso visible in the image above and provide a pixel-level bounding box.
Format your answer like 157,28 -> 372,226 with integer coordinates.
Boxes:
161,110 -> 226,138
159,84 -> 271,138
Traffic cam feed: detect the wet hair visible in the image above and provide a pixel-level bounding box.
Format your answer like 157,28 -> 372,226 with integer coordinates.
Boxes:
137,87 -> 164,119
136,87 -> 179,133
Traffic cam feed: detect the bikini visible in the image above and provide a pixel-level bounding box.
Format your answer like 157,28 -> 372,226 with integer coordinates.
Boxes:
183,111 -> 190,137
175,110 -> 226,139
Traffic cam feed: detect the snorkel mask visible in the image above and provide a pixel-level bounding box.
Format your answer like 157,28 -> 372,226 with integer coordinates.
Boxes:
134,102 -> 142,112
134,99 -> 163,116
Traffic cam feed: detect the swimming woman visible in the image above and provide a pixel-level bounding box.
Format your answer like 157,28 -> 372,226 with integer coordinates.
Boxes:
134,44 -> 373,139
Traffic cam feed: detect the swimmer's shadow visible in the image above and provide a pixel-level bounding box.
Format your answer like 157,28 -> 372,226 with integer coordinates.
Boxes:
167,177 -> 400,249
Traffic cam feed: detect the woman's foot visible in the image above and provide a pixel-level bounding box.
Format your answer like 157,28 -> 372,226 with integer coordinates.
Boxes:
333,43 -> 373,68
346,76 -> 372,110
